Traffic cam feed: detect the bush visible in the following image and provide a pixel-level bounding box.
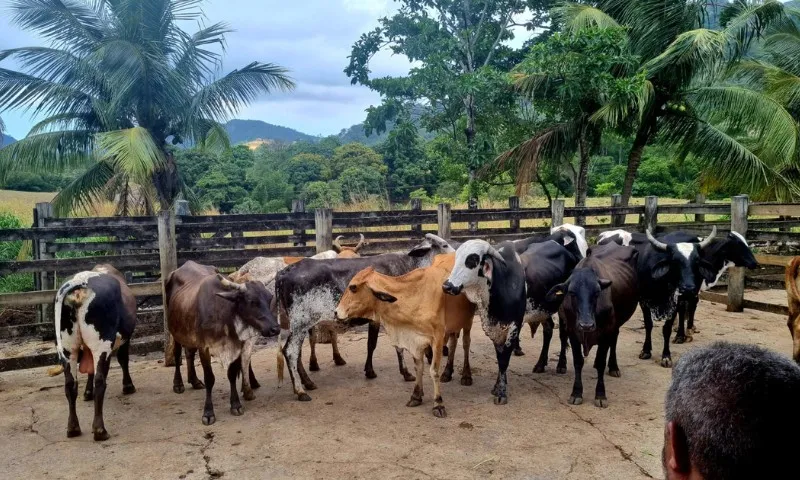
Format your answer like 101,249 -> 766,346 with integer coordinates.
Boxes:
0,211 -> 34,293
303,181 -> 343,209
594,182 -> 617,197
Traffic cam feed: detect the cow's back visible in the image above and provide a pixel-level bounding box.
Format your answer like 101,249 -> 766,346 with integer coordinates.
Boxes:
521,241 -> 578,305
166,261 -> 219,347
590,244 -> 639,324
92,264 -> 136,338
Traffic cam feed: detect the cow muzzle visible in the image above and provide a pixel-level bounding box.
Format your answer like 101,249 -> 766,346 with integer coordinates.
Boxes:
263,325 -> 281,337
442,281 -> 462,296
577,320 -> 596,334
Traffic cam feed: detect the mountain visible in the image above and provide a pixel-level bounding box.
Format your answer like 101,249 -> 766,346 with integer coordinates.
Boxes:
338,105 -> 436,146
224,119 -> 318,145
1,134 -> 16,146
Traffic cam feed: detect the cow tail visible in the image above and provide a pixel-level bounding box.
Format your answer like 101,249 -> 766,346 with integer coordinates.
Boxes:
275,274 -> 285,384
54,280 -> 81,366
786,257 -> 800,306
277,335 -> 285,384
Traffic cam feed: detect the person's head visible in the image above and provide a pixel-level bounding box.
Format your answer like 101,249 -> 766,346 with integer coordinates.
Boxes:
663,341 -> 800,480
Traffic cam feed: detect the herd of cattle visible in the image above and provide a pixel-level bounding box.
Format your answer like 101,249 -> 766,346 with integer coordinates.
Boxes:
51,225 -> 765,440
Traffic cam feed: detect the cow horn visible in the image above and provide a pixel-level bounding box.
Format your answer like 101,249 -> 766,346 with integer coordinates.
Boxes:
354,233 -> 365,252
487,246 -> 506,264
646,229 -> 668,252
218,274 -> 246,292
698,226 -> 717,249
332,235 -> 344,253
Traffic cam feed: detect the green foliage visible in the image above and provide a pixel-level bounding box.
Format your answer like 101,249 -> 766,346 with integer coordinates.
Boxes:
287,153 -> 330,185
0,211 -> 32,293
303,181 -> 343,209
1,172 -> 71,192
338,167 -> 386,201
330,143 -> 386,176
380,118 -> 436,201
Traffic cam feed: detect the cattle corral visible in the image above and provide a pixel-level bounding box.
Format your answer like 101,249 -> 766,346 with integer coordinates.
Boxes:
0,293 -> 791,479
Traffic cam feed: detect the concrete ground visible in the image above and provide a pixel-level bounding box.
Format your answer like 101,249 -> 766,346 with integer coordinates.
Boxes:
0,295 -> 792,480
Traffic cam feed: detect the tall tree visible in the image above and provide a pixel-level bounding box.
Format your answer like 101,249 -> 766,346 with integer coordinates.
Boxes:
0,0 -> 294,215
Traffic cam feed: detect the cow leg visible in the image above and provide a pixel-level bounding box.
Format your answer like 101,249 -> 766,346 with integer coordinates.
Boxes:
64,356 -> 81,438
199,349 -> 216,425
491,344 -> 513,405
594,340 -> 610,408
513,321 -> 535,356
440,333 -> 458,383
173,341 -> 186,394
80,350 -> 94,401
396,347 -> 416,381
364,322 -> 379,379
228,357 -> 244,415
297,350 -> 317,391
406,353 -> 424,407
92,352 -> 111,441
568,334 -> 584,405
533,317 -> 554,373
118,341 -> 135,395
460,327 -> 473,386
240,339 -> 255,401
608,329 -> 621,377
687,296 -> 699,336
661,312 -> 677,368
430,336 -> 446,418
283,329 -> 312,401
186,348 -> 205,389
674,300 -> 688,344
308,327 -> 320,372
556,316 -> 568,374
248,364 -> 260,389
639,306 -> 653,360
330,330 -> 347,366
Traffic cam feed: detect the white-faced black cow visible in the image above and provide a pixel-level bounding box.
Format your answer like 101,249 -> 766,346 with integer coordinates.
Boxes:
547,243 -> 639,407
54,264 -> 137,441
274,233 -> 454,401
442,240 -> 526,405
166,261 -> 280,425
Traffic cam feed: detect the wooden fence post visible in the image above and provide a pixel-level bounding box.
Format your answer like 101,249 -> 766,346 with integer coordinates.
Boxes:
315,208 -> 333,253
158,204 -> 179,366
437,203 -> 451,241
292,200 -> 306,247
611,194 -> 623,227
410,199 -> 422,235
35,203 -> 54,331
551,199 -> 564,228
644,196 -> 658,233
508,196 -> 520,232
727,195 -> 749,312
694,194 -> 706,223
468,197 -> 478,234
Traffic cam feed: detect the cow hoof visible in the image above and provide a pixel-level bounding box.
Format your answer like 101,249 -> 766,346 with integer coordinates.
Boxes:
406,397 -> 423,407
594,397 -> 609,408
242,387 -> 255,401
309,361 -> 320,372
230,406 -> 244,416
685,335 -> 693,343
333,355 -> 347,366
608,369 -> 621,378
533,364 -> 545,374
673,335 -> 686,344
460,377 -> 473,386
432,406 -> 447,418
191,380 -> 205,390
249,378 -> 260,389
491,386 -> 498,396
556,366 -> 567,374
639,351 -> 652,360
173,384 -> 185,394
493,396 -> 508,405
690,327 -> 700,334
67,427 -> 81,438
568,396 -> 583,405
303,381 -> 318,391
440,372 -> 453,383
202,413 -> 216,425
402,372 -> 416,382
298,393 -> 312,402
513,348 -> 525,357
93,429 -> 110,442
83,391 -> 93,402
122,384 -> 136,395
365,369 -> 377,380
661,357 -> 673,368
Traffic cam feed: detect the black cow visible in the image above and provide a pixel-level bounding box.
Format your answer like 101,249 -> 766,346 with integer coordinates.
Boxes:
274,233 -> 454,401
514,239 -> 581,374
54,265 -> 137,441
442,240 -> 527,405
547,243 -> 639,407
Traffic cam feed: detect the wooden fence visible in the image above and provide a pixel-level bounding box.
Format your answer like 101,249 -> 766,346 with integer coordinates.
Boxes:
0,194 -> 797,368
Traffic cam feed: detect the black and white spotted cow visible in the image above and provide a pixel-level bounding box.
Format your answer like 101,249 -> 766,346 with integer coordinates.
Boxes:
442,240 -> 526,405
54,265 -> 137,441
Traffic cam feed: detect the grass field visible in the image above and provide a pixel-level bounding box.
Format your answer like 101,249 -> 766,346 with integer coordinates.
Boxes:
0,190 -> 56,224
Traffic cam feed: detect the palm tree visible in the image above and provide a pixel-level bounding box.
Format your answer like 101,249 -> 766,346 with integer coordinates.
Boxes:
0,0 -> 294,215
506,0 -> 798,203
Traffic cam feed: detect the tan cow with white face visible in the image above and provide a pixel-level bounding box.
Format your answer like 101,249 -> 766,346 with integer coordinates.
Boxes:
786,257 -> 800,364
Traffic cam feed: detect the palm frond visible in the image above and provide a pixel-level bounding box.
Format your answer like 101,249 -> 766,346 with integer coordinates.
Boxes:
722,0 -> 787,57
0,129 -> 95,181
0,68 -> 95,117
96,127 -> 165,179
51,160 -> 115,216
643,28 -> 728,86
553,3 -> 621,34
591,79 -> 654,127
171,22 -> 231,82
9,0 -> 104,52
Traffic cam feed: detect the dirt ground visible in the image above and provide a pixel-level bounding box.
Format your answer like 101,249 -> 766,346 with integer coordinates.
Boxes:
0,294 -> 792,480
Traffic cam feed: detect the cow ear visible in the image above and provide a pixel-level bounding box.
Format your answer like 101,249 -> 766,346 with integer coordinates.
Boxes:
369,288 -> 397,303
652,260 -> 671,280
698,259 -> 717,284
546,283 -> 567,303
216,291 -> 239,302
599,278 -> 612,290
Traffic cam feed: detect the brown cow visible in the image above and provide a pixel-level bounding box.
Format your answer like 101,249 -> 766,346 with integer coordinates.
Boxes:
786,257 -> 800,364
166,261 -> 280,425
334,254 -> 475,417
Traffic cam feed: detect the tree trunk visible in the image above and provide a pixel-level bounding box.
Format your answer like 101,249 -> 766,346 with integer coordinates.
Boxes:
621,114 -> 655,206
153,150 -> 180,212
575,129 -> 590,226
464,94 -> 478,196
536,171 -> 552,209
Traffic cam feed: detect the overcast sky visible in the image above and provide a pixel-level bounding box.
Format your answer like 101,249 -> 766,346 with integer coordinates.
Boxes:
0,0 -> 411,139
